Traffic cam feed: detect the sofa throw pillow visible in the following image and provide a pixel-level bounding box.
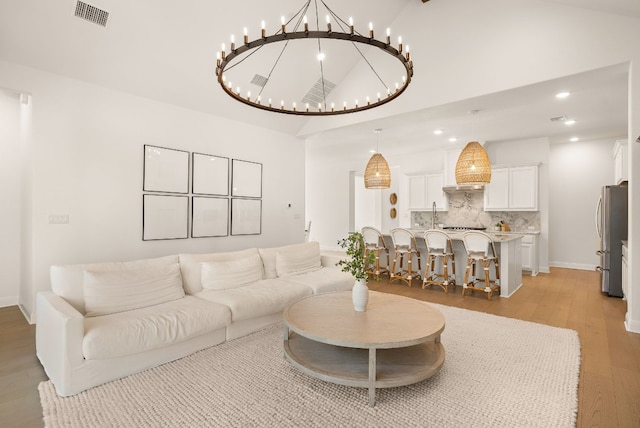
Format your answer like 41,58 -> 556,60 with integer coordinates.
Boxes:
260,242 -> 321,279
83,262 -> 185,317
201,253 -> 264,290
275,242 -> 322,277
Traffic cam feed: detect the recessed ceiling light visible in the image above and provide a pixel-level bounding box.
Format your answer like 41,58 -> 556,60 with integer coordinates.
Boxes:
564,119 -> 576,126
434,129 -> 443,135
449,137 -> 457,142
570,137 -> 579,142
555,91 -> 570,99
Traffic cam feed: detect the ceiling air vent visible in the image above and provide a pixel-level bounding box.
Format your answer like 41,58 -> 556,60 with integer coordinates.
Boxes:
74,1 -> 109,27
250,74 -> 269,88
301,78 -> 336,107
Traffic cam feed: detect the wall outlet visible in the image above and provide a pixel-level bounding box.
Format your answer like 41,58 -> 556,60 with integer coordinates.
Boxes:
48,214 -> 69,224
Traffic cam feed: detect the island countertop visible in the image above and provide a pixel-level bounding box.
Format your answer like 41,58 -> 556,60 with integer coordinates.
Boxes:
403,229 -> 524,243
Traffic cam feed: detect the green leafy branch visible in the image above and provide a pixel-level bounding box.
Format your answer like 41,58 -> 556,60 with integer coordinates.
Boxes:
336,232 -> 376,281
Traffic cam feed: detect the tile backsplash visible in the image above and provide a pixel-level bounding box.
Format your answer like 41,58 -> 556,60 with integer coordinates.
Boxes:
411,191 -> 540,231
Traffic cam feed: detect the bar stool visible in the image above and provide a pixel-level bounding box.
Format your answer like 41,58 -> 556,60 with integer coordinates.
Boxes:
422,229 -> 456,293
361,226 -> 390,280
389,227 -> 422,287
461,231 -> 500,300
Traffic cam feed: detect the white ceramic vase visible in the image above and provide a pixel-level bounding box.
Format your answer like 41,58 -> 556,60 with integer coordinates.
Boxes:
352,278 -> 369,312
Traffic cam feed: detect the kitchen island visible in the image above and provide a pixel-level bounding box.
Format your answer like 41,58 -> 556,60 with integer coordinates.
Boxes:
382,230 -> 523,298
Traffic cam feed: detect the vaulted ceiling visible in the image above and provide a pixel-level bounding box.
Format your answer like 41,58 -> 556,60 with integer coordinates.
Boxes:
0,0 -> 636,156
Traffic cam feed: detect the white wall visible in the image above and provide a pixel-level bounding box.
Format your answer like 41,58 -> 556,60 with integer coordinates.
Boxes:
548,138 -> 616,269
0,90 -> 22,307
0,60 -> 306,320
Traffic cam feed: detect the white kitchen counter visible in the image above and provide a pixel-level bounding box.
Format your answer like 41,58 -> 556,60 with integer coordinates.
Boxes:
384,230 -> 523,298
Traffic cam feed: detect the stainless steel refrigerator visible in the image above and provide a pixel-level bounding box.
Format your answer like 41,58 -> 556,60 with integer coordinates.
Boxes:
596,184 -> 628,297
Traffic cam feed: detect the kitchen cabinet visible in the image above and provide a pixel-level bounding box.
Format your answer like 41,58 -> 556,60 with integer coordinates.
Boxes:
520,234 -> 538,276
408,173 -> 447,210
443,149 -> 462,186
484,164 -> 538,211
613,139 -> 628,184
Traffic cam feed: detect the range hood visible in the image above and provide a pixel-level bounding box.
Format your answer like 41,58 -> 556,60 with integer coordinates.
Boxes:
442,184 -> 485,193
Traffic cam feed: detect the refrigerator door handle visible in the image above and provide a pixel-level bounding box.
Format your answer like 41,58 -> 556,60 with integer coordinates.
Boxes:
595,196 -> 602,239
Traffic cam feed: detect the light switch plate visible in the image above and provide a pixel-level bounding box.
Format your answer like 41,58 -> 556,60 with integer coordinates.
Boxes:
48,214 -> 69,224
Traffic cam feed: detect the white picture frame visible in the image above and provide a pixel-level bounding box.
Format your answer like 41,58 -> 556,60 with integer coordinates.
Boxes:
143,194 -> 189,240
192,153 -> 229,196
231,198 -> 262,235
231,159 -> 262,198
192,196 -> 229,238
143,145 -> 189,194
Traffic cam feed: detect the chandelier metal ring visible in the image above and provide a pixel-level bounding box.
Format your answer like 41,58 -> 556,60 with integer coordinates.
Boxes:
215,13 -> 414,116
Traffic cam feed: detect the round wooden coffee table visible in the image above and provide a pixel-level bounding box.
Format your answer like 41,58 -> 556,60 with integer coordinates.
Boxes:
283,290 -> 445,406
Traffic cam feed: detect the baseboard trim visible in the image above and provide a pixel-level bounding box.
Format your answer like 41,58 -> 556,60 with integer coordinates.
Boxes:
549,262 -> 596,271
625,313 -> 640,334
0,296 -> 18,308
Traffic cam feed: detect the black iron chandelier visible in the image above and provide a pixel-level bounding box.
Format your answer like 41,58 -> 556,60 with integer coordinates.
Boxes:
215,0 -> 414,116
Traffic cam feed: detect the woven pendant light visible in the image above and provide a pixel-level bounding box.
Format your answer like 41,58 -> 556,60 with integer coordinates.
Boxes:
364,129 -> 391,189
455,141 -> 492,185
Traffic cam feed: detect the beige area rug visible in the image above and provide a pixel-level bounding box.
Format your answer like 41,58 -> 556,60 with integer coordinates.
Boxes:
39,303 -> 580,427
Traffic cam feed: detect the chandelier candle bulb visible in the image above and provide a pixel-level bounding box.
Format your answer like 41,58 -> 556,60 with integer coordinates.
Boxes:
406,45 -> 411,61
369,22 -> 374,38
326,15 -> 331,32
303,15 -> 308,32
398,36 -> 402,53
221,44 -> 226,59
386,28 -> 391,44
281,16 -> 286,33
349,17 -> 354,34
243,27 -> 248,44
367,96 -> 370,105
230,35 -> 235,51
292,101 -> 296,111
261,20 -> 266,38
318,103 -> 322,112
331,102 -> 335,112
257,95 -> 261,105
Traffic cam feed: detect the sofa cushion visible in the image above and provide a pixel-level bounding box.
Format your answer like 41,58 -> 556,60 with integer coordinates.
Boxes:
83,262 -> 185,317
201,253 -> 264,290
179,248 -> 259,295
195,279 -> 312,322
275,242 -> 322,277
82,296 -> 231,360
260,242 -> 321,279
50,255 -> 180,315
279,266 -> 355,294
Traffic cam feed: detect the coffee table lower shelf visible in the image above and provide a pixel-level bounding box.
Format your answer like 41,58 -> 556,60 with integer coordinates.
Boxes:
283,331 -> 445,406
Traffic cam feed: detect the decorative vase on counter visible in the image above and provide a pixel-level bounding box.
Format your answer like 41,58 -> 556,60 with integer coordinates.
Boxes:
352,278 -> 369,312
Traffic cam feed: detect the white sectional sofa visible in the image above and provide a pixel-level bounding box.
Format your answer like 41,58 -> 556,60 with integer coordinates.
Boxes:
36,242 -> 353,397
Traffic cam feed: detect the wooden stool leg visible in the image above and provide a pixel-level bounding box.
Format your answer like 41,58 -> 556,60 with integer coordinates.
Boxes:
462,258 -> 473,296
442,257 -> 449,293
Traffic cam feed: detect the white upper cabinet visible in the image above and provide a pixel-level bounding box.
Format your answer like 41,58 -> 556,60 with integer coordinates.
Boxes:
444,149 -> 462,186
408,173 -> 448,210
483,167 -> 509,210
484,164 -> 538,211
613,139 -> 628,184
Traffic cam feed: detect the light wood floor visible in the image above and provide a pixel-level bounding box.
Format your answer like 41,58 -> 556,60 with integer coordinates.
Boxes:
1,267 -> 639,427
